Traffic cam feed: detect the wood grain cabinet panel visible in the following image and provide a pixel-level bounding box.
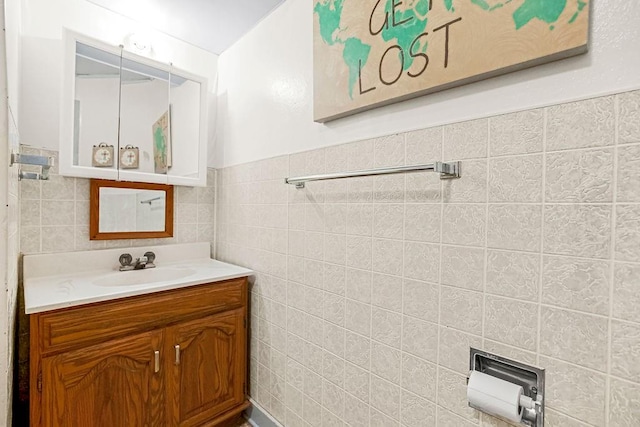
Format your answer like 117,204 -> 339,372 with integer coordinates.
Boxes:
30,278 -> 249,427
42,330 -> 164,427
166,309 -> 246,426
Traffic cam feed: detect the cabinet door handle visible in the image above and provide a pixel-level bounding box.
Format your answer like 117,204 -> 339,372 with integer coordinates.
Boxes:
154,350 -> 160,373
175,345 -> 180,365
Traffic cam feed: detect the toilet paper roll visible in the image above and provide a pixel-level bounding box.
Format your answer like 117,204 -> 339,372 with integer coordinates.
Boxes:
467,371 -> 524,423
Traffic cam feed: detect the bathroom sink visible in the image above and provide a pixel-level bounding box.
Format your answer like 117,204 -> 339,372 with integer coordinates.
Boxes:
92,267 -> 197,287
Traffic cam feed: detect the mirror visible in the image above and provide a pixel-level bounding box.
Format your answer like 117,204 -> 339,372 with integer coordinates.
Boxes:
168,72 -> 202,179
119,55 -> 171,177
61,31 -> 210,186
90,179 -> 174,240
74,41 -> 121,169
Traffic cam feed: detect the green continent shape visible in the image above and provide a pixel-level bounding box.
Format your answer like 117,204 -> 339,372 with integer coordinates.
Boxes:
380,0 -> 429,71
471,0 -> 491,10
513,0 -> 567,29
444,0 -> 454,11
343,37 -> 372,99
568,0 -> 587,23
314,0 -> 345,45
154,126 -> 166,166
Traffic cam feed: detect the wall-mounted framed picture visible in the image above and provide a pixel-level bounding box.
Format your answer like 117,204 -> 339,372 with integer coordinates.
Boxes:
92,143 -> 114,167
119,145 -> 139,169
313,0 -> 590,122
152,110 -> 171,174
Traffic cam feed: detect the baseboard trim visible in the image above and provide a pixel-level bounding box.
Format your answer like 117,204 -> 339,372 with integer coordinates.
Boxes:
244,399 -> 284,427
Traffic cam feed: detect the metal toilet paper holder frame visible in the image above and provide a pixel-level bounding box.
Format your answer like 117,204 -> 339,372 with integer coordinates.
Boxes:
468,348 -> 545,427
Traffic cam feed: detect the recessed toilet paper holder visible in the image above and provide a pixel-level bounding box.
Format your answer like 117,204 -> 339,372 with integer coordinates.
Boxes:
468,348 -> 545,427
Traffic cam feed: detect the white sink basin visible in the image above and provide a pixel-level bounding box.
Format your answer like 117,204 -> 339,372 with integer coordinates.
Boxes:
92,267 -> 196,287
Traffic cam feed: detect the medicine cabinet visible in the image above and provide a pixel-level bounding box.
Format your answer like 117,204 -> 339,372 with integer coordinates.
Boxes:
59,30 -> 208,186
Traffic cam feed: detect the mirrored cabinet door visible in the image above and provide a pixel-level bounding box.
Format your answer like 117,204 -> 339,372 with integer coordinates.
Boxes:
60,30 -> 209,186
60,37 -> 122,180
75,42 -> 121,170
118,54 -> 170,184
167,68 -> 207,186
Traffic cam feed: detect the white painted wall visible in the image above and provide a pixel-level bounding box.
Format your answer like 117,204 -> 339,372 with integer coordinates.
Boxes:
75,77 -> 120,167
216,0 -> 640,167
18,0 -> 218,163
120,79 -> 171,174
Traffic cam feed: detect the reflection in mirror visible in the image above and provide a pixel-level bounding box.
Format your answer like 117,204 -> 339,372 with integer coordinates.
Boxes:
119,57 -> 170,176
74,42 -> 121,168
169,73 -> 201,178
98,188 -> 166,232
90,179 -> 174,240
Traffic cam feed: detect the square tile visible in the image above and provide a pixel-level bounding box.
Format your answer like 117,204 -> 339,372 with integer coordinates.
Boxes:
613,262 -> 640,323
404,242 -> 439,281
489,109 -> 544,156
618,90 -> 640,144
486,250 -> 539,301
403,279 -> 439,323
442,159 -> 487,203
438,327 -> 482,374
371,341 -> 401,383
401,316 -> 438,362
617,144 -> 640,202
615,204 -> 640,262
442,204 -> 486,247
373,204 -> 404,239
545,148 -> 614,203
611,321 -> 640,384
372,307 -> 402,348
488,204 -> 541,252
372,238 -> 403,276
544,205 -> 611,259
405,127 -> 443,164
539,307 -> 608,372
374,134 -> 405,168
542,256 -> 610,315
371,273 -> 402,312
484,296 -> 537,351
404,204 -> 440,243
541,356 -> 606,426
444,118 -> 488,160
488,154 -> 542,203
441,246 -> 484,291
609,378 -> 640,426
546,96 -> 615,151
438,368 -> 480,422
401,352 -> 437,400
440,287 -> 482,335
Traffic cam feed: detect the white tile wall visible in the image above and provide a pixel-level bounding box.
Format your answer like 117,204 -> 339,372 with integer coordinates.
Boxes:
3,96 -> 20,424
217,90 -> 640,426
18,147 -> 217,255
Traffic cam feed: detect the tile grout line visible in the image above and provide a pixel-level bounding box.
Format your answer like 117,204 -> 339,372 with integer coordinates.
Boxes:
604,93 -> 621,427
435,125 -> 444,423
535,107 -> 548,368
478,117 -> 491,426
397,133 -> 409,427
481,117 -> 490,347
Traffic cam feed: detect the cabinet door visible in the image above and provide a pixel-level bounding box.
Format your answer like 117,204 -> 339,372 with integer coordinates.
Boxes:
166,309 -> 246,426
41,330 -> 164,427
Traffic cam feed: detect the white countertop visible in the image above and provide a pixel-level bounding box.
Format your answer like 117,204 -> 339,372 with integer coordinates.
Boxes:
23,243 -> 253,314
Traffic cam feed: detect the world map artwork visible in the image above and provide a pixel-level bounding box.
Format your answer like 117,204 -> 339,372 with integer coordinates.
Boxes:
313,0 -> 590,122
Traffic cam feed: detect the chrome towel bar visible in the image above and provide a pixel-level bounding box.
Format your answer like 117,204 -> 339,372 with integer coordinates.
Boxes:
285,161 -> 461,189
10,152 -> 54,180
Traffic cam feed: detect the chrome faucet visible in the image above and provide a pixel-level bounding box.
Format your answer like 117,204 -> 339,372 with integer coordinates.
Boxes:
119,251 -> 156,271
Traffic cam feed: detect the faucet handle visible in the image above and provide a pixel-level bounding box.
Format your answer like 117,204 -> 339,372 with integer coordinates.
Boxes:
143,251 -> 156,264
119,253 -> 133,267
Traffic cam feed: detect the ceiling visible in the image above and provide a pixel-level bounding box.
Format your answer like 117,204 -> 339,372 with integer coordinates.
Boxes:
87,0 -> 285,55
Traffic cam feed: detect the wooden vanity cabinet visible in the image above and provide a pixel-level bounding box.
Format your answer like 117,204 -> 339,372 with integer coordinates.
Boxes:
30,278 -> 249,427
